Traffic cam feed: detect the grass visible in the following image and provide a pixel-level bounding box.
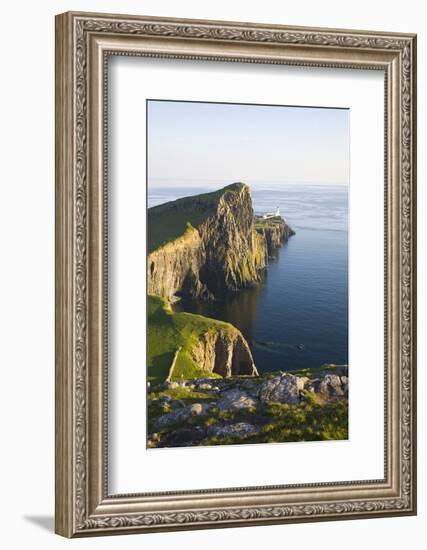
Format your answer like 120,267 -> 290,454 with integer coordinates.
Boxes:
148,209 -> 209,254
286,364 -> 348,378
147,295 -> 230,385
147,182 -> 247,253
200,399 -> 348,446
259,399 -> 347,442
147,386 -> 213,430
254,216 -> 283,229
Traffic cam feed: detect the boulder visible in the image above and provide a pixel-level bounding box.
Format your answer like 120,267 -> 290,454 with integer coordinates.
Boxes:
259,373 -> 306,404
196,382 -> 214,391
163,380 -> 180,390
238,378 -> 262,397
188,379 -> 222,392
147,432 -> 161,448
217,389 -> 258,411
318,374 -> 344,398
341,376 -> 349,397
208,422 -> 259,438
155,402 -> 211,429
161,427 -> 207,447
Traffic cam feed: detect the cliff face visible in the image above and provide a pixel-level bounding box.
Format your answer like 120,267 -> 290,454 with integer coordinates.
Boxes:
190,326 -> 258,377
255,217 -> 295,257
147,225 -> 212,300
147,183 -> 294,301
147,295 -> 257,384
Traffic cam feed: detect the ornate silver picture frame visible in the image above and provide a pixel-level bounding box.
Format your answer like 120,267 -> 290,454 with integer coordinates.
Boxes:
55,11 -> 417,537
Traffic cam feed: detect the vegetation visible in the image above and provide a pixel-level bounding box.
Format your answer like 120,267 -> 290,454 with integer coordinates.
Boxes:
147,295 -> 228,385
148,182 -> 247,253
205,401 -> 348,446
254,216 -> 284,230
147,386 -> 213,428
148,380 -> 348,446
147,208 -> 208,253
286,364 -> 348,378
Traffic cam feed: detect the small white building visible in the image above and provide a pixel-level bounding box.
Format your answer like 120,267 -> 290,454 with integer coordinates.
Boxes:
262,206 -> 280,219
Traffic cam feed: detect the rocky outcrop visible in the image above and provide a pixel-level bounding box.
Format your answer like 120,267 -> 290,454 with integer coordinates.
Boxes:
154,402 -> 212,429
197,183 -> 267,294
147,183 -> 294,301
189,325 -> 258,377
217,389 -> 258,410
147,370 -> 349,448
147,225 -> 213,300
307,374 -> 348,398
259,373 -> 308,404
207,422 -> 260,439
255,218 -> 295,257
147,294 -> 258,382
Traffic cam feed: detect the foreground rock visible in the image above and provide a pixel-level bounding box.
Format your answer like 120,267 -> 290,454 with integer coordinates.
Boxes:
307,374 -> 346,398
158,427 -> 207,447
217,389 -> 258,410
259,373 -> 307,404
154,402 -> 212,429
208,422 -> 260,439
148,369 -> 348,448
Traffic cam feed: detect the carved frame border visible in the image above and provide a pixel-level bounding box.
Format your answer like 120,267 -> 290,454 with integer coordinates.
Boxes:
55,12 -> 416,537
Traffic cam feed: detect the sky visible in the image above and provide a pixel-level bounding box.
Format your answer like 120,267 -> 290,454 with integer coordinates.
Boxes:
147,100 -> 349,188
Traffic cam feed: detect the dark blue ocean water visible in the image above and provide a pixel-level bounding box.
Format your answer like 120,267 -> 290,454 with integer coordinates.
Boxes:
148,184 -> 348,372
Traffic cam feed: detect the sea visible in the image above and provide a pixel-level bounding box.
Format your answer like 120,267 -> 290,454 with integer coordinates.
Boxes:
148,184 -> 348,373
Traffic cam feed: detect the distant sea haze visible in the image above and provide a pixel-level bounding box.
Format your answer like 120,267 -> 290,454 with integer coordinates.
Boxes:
148,182 -> 348,231
148,183 -> 349,373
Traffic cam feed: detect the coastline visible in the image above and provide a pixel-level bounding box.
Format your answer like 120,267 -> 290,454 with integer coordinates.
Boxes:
146,182 -> 348,449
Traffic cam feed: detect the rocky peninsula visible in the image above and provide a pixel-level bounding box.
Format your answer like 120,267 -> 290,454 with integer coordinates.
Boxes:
147,183 -> 294,384
147,182 -> 294,301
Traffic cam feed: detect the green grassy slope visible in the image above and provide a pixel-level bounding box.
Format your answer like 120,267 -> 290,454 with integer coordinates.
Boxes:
254,216 -> 283,230
147,295 -> 229,385
147,183 -> 246,253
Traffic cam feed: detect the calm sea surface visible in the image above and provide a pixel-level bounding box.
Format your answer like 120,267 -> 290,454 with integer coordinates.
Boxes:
148,184 -> 348,373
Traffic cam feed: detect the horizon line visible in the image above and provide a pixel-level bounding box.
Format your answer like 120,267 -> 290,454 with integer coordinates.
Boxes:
148,179 -> 349,188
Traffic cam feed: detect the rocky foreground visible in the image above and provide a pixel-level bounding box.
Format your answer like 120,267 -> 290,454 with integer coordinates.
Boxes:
147,370 -> 348,448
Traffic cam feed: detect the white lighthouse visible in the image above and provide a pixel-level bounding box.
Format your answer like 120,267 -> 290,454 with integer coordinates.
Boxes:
262,206 -> 280,219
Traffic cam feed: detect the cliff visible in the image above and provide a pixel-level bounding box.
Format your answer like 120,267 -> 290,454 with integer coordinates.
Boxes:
147,296 -> 258,386
255,216 -> 295,257
147,224 -> 212,300
148,183 -> 294,301
190,325 -> 258,377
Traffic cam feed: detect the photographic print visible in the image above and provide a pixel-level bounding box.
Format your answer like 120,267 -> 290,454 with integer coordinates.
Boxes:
147,99 -> 349,449
56,13 -> 416,535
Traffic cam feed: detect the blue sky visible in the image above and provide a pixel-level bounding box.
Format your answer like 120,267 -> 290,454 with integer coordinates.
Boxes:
147,100 -> 349,188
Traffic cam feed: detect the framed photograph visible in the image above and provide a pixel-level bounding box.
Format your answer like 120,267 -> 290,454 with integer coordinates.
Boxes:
55,11 -> 417,537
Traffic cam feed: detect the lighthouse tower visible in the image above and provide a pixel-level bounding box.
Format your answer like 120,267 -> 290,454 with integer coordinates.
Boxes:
262,206 -> 281,220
